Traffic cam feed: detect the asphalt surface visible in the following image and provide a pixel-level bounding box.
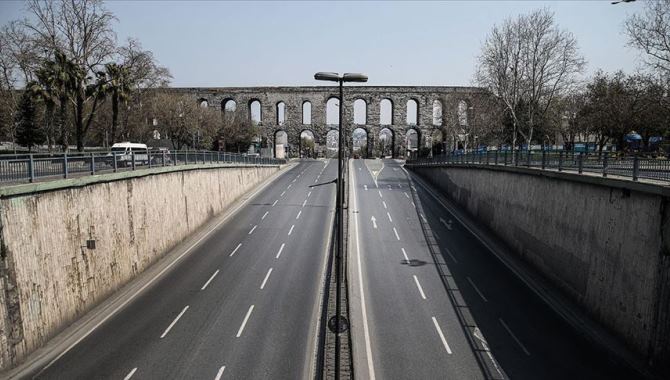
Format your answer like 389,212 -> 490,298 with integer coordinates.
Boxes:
34,159 -> 337,380
349,158 -> 637,380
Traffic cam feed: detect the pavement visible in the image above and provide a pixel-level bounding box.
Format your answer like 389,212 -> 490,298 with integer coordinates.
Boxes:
30,159 -> 337,380
348,158 -> 638,380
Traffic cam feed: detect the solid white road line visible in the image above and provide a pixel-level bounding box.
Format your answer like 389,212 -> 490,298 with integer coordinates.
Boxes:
236,305 -> 255,337
248,225 -> 257,235
214,366 -> 226,380
262,211 -> 269,220
387,212 -> 393,222
272,199 -> 278,207
382,201 -> 387,209
432,317 -> 453,354
302,199 -> 307,207
229,243 -> 242,257
160,305 -> 189,338
201,269 -> 220,290
288,225 -> 295,235
352,164 -> 376,380
123,368 -> 137,380
467,276 -> 489,302
260,268 -> 273,289
401,248 -> 410,262
393,227 -> 400,240
276,243 -> 286,259
499,318 -> 531,355
413,275 -> 427,299
296,210 -> 302,219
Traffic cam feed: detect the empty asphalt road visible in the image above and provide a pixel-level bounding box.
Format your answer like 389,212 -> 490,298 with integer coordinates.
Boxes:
33,159 -> 337,380
349,158 -> 637,380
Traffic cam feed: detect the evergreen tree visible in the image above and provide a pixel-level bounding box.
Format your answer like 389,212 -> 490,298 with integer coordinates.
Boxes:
15,91 -> 44,151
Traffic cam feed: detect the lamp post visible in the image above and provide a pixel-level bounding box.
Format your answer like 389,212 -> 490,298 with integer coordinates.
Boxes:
314,72 -> 367,378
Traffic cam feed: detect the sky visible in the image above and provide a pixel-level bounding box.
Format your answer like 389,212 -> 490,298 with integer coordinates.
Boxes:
0,0 -> 645,88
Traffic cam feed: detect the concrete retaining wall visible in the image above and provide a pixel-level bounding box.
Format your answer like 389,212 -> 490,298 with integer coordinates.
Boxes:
409,164 -> 670,372
0,164 -> 280,370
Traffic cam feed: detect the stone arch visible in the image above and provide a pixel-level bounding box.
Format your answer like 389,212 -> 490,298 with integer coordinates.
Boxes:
276,101 -> 286,126
458,99 -> 470,126
352,126 -> 369,158
249,99 -> 262,124
299,129 -> 316,158
379,127 -> 395,158
302,100 -> 312,125
432,99 -> 443,126
222,98 -> 237,112
274,129 -> 288,158
326,97 -> 340,126
429,128 -> 445,156
406,98 -> 419,125
380,98 -> 393,125
353,98 -> 367,125
405,126 -> 421,158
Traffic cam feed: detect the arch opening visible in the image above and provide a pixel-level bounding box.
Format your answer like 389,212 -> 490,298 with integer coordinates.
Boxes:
198,98 -> 208,108
325,129 -> 339,158
274,130 -> 288,159
300,130 -> 316,158
277,102 -> 286,125
430,129 -> 444,157
378,127 -> 395,158
405,128 -> 419,159
352,127 -> 368,159
380,98 -> 393,125
327,97 -> 340,126
458,100 -> 469,126
354,99 -> 367,125
249,100 -> 261,125
303,101 -> 312,125
432,100 -> 443,126
406,99 -> 418,125
223,99 -> 237,112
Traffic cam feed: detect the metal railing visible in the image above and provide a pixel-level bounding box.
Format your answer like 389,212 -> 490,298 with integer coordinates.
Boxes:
407,150 -> 670,183
0,150 -> 286,185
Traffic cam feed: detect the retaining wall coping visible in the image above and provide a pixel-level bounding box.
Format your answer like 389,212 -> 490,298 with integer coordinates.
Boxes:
0,163 -> 283,199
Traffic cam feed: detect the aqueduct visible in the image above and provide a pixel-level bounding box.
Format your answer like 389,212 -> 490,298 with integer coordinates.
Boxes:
169,86 -> 490,158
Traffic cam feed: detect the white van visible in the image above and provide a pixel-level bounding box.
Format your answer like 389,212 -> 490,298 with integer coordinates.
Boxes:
110,142 -> 149,166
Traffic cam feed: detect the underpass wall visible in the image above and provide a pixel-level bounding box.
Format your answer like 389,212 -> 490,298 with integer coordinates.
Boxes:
0,164 -> 280,370
408,164 -> 670,373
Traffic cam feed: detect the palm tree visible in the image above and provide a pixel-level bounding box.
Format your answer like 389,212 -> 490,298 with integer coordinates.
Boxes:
102,63 -> 133,143
27,50 -> 82,151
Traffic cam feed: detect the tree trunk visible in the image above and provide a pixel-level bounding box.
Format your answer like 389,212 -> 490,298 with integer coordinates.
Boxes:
111,90 -> 119,143
58,95 -> 68,152
76,91 -> 84,152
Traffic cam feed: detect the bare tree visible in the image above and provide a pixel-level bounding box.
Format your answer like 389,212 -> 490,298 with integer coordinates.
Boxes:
24,0 -> 117,150
625,0 -> 670,77
476,8 -> 585,149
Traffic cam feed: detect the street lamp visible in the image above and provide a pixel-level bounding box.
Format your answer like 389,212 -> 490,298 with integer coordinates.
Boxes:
314,71 -> 367,378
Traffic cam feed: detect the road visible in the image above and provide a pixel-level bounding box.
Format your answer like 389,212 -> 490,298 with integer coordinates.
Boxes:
34,159 -> 337,380
349,158 -> 637,380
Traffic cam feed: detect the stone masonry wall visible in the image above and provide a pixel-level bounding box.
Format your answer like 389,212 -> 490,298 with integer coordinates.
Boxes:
409,165 -> 670,373
0,165 -> 279,370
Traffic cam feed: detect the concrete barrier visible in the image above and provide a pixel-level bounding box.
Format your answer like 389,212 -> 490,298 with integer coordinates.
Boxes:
0,164 -> 280,370
408,164 -> 670,373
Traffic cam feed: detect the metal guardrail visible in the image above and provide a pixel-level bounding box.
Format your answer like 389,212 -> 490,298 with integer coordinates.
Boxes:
408,150 -> 670,183
0,150 -> 286,184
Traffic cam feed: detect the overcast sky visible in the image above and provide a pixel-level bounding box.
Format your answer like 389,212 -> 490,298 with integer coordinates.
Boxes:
0,0 -> 644,87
